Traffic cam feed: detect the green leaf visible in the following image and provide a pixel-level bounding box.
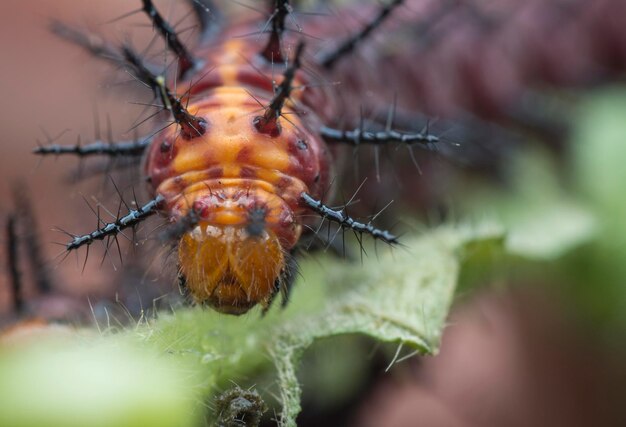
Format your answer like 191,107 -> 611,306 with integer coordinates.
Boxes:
572,88 -> 626,241
565,88 -> 626,327
459,147 -> 597,261
0,224 -> 500,427
268,225 -> 499,426
503,147 -> 596,259
505,199 -> 596,260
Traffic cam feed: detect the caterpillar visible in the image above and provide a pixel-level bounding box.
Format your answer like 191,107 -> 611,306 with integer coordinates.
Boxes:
20,0 -> 626,318
33,0 -> 437,315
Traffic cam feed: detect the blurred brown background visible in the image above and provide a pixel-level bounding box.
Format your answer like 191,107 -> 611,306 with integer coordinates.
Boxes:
0,0 -> 165,309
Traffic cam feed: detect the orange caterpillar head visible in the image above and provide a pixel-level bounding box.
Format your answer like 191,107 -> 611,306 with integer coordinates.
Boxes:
176,190 -> 300,314
178,224 -> 284,314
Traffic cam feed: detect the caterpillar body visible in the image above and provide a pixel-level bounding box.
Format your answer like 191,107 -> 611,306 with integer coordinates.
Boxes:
37,0 -> 430,315
144,38 -> 335,314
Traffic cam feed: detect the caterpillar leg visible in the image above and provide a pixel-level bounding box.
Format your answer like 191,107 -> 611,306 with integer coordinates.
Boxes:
262,253 -> 300,314
278,254 -> 299,308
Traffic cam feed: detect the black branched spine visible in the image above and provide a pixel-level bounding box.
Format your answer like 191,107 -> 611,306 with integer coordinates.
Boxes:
319,0 -> 404,69
260,0 -> 292,63
301,192 -> 398,244
254,41 -> 305,136
34,138 -> 151,158
121,45 -> 207,138
141,0 -> 197,77
66,195 -> 164,251
320,125 -> 439,147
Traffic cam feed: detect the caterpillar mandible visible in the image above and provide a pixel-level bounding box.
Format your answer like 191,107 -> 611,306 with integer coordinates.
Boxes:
36,0 -> 435,315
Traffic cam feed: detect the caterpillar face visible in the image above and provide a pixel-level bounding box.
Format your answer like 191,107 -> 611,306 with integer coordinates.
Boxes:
178,224 -> 285,314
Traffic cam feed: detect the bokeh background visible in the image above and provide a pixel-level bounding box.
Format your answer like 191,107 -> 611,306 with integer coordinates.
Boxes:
0,0 -> 147,300
1,1 -> 626,426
